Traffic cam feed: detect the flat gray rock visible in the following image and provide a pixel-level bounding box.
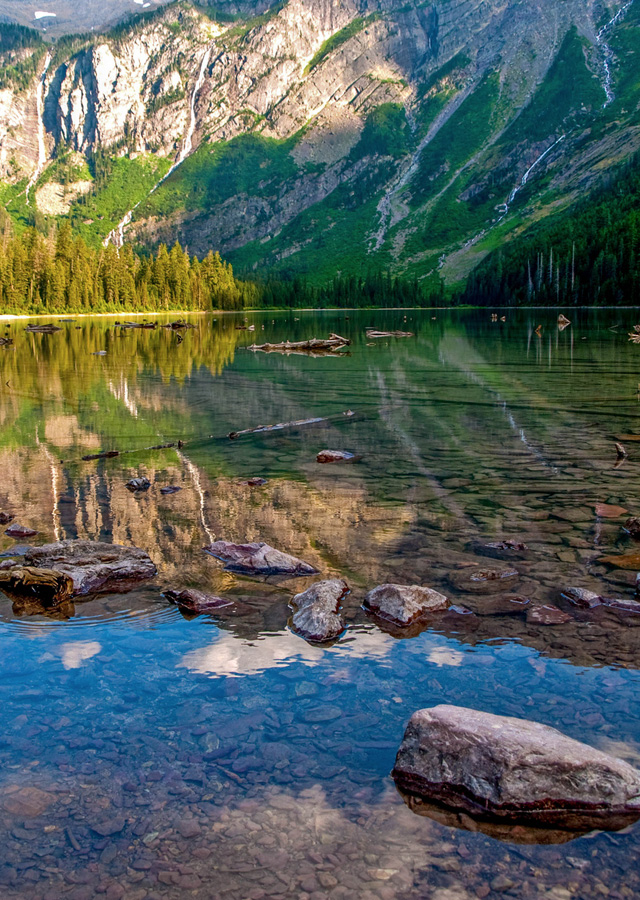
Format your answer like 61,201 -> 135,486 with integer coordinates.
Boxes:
364,583 -> 449,626
393,705 -> 640,832
290,579 -> 347,643
203,541 -> 318,577
24,540 -> 157,596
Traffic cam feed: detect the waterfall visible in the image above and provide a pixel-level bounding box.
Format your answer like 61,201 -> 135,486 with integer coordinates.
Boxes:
104,46 -> 212,249
596,0 -> 635,106
25,50 -> 52,205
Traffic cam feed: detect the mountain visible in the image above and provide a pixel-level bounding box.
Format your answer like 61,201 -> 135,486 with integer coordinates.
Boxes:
0,0 -> 638,290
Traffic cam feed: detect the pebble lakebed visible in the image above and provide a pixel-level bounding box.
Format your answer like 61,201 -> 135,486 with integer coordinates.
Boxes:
0,309 -> 639,899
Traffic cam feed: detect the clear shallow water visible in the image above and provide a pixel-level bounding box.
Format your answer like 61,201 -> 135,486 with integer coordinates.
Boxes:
1,309 -> 640,899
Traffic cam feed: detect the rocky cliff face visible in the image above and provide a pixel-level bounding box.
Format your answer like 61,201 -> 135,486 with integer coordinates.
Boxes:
1,0 -> 637,282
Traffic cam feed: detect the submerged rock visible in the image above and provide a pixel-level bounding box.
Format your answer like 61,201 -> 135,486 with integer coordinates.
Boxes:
290,579 -> 348,643
126,477 -> 151,492
203,541 -> 318,577
468,540 -> 529,561
165,589 -> 233,614
0,512 -> 14,525
623,517 -> 640,539
561,587 -> 603,609
527,605 -> 572,625
364,583 -> 449,626
449,566 -> 519,594
316,450 -> 357,464
5,523 -> 38,539
463,593 -> 530,616
24,540 -> 157,596
392,705 -> 640,833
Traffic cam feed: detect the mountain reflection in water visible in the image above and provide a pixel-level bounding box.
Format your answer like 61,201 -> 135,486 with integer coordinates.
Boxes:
0,309 -> 640,898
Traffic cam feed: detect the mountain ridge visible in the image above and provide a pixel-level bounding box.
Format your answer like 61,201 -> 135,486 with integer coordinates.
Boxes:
0,0 -> 638,290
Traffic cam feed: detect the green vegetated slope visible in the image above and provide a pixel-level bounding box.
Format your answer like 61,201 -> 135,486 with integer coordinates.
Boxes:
461,152 -> 640,307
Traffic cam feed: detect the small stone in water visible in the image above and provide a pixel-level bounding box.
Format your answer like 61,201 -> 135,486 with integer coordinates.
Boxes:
126,477 -> 151,492
595,503 -> 628,518
364,583 -> 449,625
527,605 -> 572,625
5,523 -> 38,538
240,477 -> 268,486
90,817 -> 126,837
316,450 -> 356,463
561,587 -> 602,609
0,512 -> 14,525
160,486 -> 182,495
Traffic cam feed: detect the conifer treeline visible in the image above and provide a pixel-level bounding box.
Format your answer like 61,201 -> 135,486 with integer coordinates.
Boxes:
0,223 -> 257,314
0,222 -> 442,313
462,154 -> 640,307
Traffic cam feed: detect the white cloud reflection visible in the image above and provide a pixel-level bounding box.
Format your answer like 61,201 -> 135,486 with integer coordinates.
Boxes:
60,641 -> 102,670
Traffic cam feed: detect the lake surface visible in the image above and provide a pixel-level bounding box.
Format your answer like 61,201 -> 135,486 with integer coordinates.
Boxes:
1,308 -> 640,900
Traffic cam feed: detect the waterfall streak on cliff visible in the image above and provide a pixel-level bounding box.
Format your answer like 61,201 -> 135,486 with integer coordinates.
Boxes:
507,134 -> 567,207
104,47 -> 212,248
25,51 -> 52,205
596,0 -> 634,106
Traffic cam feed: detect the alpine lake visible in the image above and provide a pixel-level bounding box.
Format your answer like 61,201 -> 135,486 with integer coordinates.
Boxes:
1,307 -> 640,900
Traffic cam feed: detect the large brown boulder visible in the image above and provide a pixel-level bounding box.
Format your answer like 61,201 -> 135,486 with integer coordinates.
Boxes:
24,541 -> 157,596
364,584 -> 449,626
392,705 -> 640,833
290,579 -> 347,643
203,541 -> 318,577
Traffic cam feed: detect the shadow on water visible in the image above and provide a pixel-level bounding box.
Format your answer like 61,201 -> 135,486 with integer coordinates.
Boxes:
1,309 -> 640,898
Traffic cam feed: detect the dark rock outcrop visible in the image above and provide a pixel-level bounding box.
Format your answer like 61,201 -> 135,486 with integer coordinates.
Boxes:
364,583 -> 449,626
290,579 -> 347,643
24,540 -> 157,595
203,541 -> 318,577
393,705 -> 640,833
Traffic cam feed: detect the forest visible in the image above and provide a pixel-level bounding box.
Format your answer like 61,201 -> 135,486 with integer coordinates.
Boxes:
0,222 -> 440,313
462,153 -> 640,307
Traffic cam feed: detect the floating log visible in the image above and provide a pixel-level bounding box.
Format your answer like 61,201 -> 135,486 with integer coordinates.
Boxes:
25,324 -> 62,334
247,333 -> 350,354
82,450 -> 120,461
115,321 -> 157,330
365,330 -> 414,338
229,409 -> 355,440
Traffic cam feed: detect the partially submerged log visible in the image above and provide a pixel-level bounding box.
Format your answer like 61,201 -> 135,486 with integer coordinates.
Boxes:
365,330 -> 414,338
229,409 -> 355,440
115,321 -> 157,330
25,324 -> 62,334
0,566 -> 74,607
247,333 -> 350,354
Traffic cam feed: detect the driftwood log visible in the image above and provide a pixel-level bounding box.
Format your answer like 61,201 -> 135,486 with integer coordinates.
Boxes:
0,566 -> 74,606
365,330 -> 414,338
26,324 -> 62,334
247,333 -> 350,354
